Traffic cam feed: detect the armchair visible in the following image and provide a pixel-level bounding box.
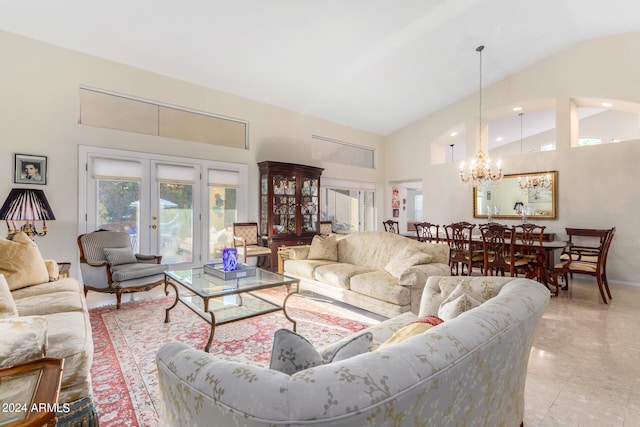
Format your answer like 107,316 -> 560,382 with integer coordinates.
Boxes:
77,229 -> 168,308
232,222 -> 272,267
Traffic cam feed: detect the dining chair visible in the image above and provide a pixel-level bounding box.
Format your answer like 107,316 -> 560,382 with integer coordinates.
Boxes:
479,223 -> 514,276
319,220 -> 333,236
382,220 -> 400,233
553,227 -> 616,303
415,222 -> 440,243
232,222 -> 272,268
511,223 -> 546,279
444,222 -> 483,276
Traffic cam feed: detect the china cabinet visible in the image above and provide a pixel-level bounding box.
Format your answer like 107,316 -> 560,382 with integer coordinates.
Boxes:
258,161 -> 323,267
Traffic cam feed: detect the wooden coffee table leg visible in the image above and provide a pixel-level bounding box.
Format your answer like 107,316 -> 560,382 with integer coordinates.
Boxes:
164,277 -> 179,323
204,311 -> 216,353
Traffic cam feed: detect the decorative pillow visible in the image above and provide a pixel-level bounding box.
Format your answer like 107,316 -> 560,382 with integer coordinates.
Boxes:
0,275 -> 18,319
44,259 -> 60,282
438,293 -> 482,321
269,329 -> 372,375
0,232 -> 49,291
0,316 -> 48,368
307,234 -> 338,262
384,246 -> 433,279
103,247 -> 137,266
377,316 -> 443,351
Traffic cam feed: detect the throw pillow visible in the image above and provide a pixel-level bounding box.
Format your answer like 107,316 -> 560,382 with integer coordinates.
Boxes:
103,247 -> 138,266
384,246 -> 433,279
377,316 -> 444,351
307,234 -> 338,262
0,232 -> 49,291
438,293 -> 482,321
269,329 -> 372,375
44,259 -> 60,282
0,274 -> 18,319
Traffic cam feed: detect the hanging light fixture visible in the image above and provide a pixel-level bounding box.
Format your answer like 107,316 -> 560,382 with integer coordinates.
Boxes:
459,45 -> 503,189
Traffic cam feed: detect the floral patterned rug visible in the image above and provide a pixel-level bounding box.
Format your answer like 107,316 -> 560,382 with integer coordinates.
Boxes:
89,289 -> 377,426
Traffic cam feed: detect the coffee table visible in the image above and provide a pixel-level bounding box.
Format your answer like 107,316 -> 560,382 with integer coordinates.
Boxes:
164,267 -> 299,352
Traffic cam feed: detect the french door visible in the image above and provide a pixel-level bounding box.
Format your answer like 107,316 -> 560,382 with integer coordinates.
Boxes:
80,146 -> 248,269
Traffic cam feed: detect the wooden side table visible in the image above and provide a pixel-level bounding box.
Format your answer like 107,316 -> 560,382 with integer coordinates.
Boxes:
57,263 -> 70,279
0,358 -> 64,427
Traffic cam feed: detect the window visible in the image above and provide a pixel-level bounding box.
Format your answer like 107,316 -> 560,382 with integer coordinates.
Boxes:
541,142 -> 556,151
321,179 -> 376,233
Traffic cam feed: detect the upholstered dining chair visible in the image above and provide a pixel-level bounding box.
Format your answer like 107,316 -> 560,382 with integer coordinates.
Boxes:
510,223 -> 546,279
553,227 -> 616,304
319,220 -> 333,236
78,229 -> 168,308
232,222 -> 272,267
415,222 -> 440,243
444,222 -> 483,276
382,220 -> 399,233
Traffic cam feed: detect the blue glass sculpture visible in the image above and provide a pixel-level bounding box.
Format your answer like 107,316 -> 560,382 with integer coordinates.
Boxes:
222,248 -> 238,272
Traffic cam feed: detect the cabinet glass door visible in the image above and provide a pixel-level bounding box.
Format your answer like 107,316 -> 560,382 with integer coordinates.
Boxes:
273,174 -> 297,234
301,176 -> 319,233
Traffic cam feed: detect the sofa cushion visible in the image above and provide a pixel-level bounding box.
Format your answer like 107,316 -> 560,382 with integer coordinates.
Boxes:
0,232 -> 50,290
377,315 -> 444,350
104,246 -> 138,266
384,246 -> 434,279
307,235 -> 338,261
110,263 -> 167,281
438,292 -> 482,321
14,291 -> 85,317
350,270 -> 411,306
10,278 -> 84,300
270,328 -> 371,375
284,259 -> 337,280
0,275 -> 18,319
314,263 -> 376,289
0,316 -> 48,368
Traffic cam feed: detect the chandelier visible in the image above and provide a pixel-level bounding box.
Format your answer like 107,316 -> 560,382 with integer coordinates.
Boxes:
459,45 -> 503,189
518,174 -> 552,199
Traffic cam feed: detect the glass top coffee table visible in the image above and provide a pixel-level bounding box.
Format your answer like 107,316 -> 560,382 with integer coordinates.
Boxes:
164,267 -> 299,352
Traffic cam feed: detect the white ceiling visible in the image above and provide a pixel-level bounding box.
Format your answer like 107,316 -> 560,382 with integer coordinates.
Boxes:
2,0 -> 640,135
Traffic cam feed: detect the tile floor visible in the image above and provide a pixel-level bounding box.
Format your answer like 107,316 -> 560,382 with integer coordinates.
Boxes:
86,277 -> 640,426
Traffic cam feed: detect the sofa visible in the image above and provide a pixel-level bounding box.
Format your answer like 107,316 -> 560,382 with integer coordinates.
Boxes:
156,275 -> 550,426
0,232 -> 97,426
283,231 -> 451,317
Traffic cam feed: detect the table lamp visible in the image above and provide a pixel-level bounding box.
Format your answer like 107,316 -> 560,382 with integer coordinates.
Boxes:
0,188 -> 56,238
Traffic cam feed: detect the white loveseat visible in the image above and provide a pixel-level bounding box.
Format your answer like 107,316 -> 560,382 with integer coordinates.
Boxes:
283,231 -> 450,317
156,275 -> 550,427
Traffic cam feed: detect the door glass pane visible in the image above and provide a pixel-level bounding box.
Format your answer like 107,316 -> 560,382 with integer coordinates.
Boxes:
301,177 -> 319,233
97,179 -> 140,252
209,186 -> 236,260
273,174 -> 296,234
360,190 -> 376,232
159,183 -> 193,264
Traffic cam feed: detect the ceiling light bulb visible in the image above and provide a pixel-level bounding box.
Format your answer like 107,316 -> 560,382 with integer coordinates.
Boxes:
513,106 -> 522,112
601,102 -> 613,107
450,131 -> 458,137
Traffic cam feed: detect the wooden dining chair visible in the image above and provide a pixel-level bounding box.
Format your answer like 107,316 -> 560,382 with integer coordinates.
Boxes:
511,223 -> 546,279
553,227 -> 616,303
382,220 -> 399,233
414,222 -> 440,243
444,222 -> 483,276
479,223 -> 514,276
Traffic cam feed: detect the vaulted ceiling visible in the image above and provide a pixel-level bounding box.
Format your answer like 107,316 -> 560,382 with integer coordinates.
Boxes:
2,0 -> 640,135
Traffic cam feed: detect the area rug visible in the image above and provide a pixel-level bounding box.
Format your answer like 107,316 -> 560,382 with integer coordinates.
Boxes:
89,289 -> 378,427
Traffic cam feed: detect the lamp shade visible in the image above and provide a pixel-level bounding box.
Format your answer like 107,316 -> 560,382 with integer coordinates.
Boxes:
0,189 -> 56,221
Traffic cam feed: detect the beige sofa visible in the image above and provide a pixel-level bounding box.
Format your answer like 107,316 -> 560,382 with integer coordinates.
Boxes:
0,232 -> 97,426
283,231 -> 450,317
156,276 -> 550,426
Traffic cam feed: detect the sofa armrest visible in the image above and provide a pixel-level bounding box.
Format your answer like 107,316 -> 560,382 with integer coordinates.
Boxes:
79,262 -> 111,289
287,246 -> 310,260
0,316 -> 48,368
135,254 -> 163,264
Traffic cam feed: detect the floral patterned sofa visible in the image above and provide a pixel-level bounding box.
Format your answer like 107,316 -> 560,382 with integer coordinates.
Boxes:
282,231 -> 451,318
0,232 -> 97,426
156,276 -> 550,426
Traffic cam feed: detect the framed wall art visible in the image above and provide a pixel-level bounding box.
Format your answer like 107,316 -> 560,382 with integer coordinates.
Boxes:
14,153 -> 47,185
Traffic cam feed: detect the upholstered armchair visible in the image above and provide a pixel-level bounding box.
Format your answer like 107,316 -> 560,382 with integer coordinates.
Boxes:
232,222 -> 272,267
77,230 -> 168,308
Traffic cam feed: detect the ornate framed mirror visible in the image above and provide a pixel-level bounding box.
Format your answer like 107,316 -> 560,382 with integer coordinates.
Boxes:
473,171 -> 558,219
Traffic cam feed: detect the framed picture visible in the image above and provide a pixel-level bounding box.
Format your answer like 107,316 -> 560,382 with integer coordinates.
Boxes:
14,154 -> 47,185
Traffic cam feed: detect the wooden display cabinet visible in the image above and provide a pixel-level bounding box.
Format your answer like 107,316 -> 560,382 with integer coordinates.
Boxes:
258,161 -> 323,267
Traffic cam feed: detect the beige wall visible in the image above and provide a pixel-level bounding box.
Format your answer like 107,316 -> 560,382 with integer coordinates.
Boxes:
0,30 -> 384,270
385,32 -> 640,284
